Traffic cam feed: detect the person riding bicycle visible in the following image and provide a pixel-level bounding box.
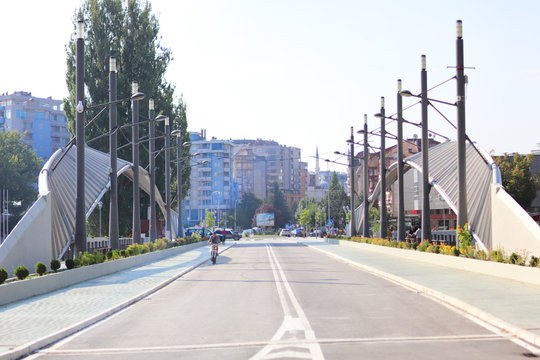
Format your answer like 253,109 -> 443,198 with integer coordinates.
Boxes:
208,231 -> 221,260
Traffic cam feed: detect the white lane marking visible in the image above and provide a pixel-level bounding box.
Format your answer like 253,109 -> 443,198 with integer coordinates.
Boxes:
249,244 -> 324,360
35,334 -> 507,356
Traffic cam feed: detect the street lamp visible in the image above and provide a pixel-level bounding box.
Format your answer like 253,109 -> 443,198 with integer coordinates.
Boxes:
171,128 -> 190,239
132,81 -> 142,244
356,114 -> 370,237
377,97 -> 387,239
74,19 -> 86,255
374,80 -> 406,242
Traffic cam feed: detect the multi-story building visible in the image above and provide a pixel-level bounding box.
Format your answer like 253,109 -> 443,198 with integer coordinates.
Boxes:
184,131 -> 238,228
0,91 -> 70,160
232,139 -> 307,208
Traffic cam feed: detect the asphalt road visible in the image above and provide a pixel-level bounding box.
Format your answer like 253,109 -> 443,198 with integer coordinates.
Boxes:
27,238 -> 535,359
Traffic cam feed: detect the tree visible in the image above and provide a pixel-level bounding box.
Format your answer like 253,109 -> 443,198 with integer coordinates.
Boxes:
268,182 -> 291,228
237,192 -> 262,229
65,0 -> 190,236
0,131 -> 43,229
295,197 -> 318,230
495,154 -> 538,210
319,172 -> 349,228
205,209 -> 215,229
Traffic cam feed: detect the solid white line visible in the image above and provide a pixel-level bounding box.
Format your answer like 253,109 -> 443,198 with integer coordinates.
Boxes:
36,333 -> 507,355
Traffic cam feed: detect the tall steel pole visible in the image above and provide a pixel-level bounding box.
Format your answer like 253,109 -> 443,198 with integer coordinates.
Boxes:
362,114 -> 370,237
379,97 -> 387,239
164,117 -> 171,238
132,82 -> 141,244
456,20 -> 468,230
177,132 -> 183,238
74,20 -> 87,255
148,99 -> 157,241
397,79 -> 405,242
109,56 -> 119,249
420,55 -> 431,242
349,126 -> 356,236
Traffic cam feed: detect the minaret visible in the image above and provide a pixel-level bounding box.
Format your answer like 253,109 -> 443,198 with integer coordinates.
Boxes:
315,146 -> 320,187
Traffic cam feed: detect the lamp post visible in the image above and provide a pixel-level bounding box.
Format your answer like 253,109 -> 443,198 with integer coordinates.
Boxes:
148,99 -> 157,242
374,83 -> 406,242
456,20 -> 468,229
420,55 -> 431,242
74,19 -> 87,255
379,97 -> 387,239
109,56 -> 119,250
132,81 -> 142,244
396,79 -> 405,242
362,114 -> 369,237
176,130 -> 184,238
164,116 -> 171,239
349,127 -> 356,236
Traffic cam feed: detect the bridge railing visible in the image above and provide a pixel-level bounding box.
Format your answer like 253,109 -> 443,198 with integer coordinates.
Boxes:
86,237 -> 134,252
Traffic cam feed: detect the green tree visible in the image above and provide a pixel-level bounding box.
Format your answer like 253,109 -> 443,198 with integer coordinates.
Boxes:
268,182 -> 291,228
319,172 -> 349,228
0,131 -> 43,229
295,197 -> 318,230
65,0 -> 190,236
495,154 -> 538,210
205,209 -> 215,229
237,192 -> 263,229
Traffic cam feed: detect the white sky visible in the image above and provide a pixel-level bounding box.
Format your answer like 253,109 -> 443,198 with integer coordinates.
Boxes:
2,0 -> 539,172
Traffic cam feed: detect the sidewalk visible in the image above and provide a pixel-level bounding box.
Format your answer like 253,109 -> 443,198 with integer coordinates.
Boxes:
302,238 -> 540,347
0,242 -> 234,360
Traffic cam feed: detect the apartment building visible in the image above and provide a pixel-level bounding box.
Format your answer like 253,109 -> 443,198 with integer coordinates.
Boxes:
0,91 -> 70,160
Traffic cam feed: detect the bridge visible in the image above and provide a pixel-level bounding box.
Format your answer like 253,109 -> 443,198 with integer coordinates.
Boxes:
0,137 -> 539,274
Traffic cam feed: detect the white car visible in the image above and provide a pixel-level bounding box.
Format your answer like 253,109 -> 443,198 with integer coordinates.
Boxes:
279,229 -> 291,237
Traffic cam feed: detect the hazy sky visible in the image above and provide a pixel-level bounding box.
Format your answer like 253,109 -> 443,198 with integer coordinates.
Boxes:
2,0 -> 539,172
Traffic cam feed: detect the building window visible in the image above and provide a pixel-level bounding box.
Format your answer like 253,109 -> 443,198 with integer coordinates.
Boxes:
34,111 -> 45,120
16,110 -> 27,119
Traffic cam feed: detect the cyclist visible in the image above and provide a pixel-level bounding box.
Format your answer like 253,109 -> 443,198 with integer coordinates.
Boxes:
208,231 -> 221,254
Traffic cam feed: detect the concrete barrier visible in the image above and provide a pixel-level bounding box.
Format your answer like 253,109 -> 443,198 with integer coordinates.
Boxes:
325,239 -> 540,287
0,241 -> 205,307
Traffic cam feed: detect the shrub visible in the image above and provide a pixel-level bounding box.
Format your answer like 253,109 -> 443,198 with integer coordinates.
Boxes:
476,250 -> 488,261
14,265 -> 30,280
154,238 -> 168,251
111,250 -> 120,260
453,248 -> 461,256
106,250 -> 113,260
457,223 -> 473,248
95,251 -> 105,264
80,252 -> 96,266
460,246 -> 476,259
417,241 -> 430,252
508,252 -> 524,266
35,262 -> 47,276
529,256 -> 539,267
73,258 -> 82,267
50,259 -> 61,272
65,258 -> 75,269
490,249 -> 505,263
0,267 -> 8,284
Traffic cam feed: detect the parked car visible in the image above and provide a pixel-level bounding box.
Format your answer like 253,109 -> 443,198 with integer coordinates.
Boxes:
185,227 -> 212,239
291,228 -> 305,237
214,228 -> 241,241
309,229 -> 326,237
279,228 -> 291,237
242,229 -> 254,237
225,229 -> 241,240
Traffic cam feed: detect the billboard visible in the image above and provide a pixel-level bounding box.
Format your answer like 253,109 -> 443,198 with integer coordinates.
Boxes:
256,213 -> 275,227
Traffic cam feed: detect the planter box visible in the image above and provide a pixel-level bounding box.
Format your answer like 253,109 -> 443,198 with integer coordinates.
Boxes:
327,239 -> 540,287
0,242 -> 205,307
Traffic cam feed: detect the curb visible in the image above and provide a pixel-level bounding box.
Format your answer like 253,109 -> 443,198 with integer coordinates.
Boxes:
0,243 -> 235,360
303,242 -> 540,349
